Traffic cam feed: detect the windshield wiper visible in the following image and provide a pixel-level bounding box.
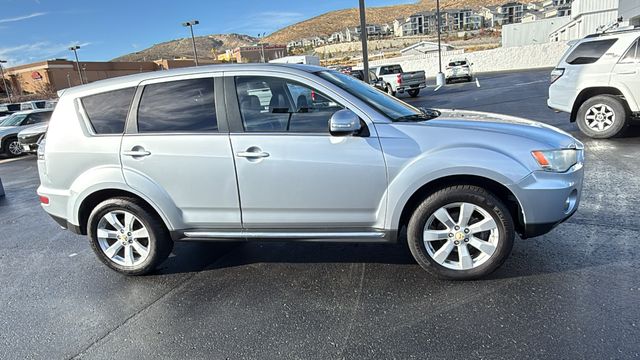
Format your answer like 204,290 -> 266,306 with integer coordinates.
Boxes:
394,108 -> 440,122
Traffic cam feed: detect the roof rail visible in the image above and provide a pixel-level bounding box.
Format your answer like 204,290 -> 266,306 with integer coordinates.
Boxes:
585,20 -> 639,39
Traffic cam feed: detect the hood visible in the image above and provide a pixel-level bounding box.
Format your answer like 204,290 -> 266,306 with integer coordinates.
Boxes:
18,123 -> 48,136
0,126 -> 19,137
427,109 -> 578,149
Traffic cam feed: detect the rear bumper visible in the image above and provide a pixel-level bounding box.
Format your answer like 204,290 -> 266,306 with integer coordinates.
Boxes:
396,84 -> 426,93
48,213 -> 83,235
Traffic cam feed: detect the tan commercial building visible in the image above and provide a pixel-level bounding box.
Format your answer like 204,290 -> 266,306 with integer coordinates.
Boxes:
232,44 -> 287,63
1,58 -> 220,97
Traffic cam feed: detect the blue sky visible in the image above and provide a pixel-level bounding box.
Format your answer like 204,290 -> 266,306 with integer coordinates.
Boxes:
0,0 -> 413,66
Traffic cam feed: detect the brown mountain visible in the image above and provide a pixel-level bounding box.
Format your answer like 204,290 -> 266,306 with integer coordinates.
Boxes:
265,0 -> 507,44
112,33 -> 258,62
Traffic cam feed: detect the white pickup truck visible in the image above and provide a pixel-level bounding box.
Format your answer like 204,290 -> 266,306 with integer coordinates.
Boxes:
372,64 -> 427,98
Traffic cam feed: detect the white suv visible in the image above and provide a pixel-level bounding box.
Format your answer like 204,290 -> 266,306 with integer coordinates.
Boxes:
548,28 -> 640,138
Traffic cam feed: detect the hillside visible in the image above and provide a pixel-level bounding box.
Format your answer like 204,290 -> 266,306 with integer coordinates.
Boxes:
264,0 -> 507,44
112,33 -> 257,62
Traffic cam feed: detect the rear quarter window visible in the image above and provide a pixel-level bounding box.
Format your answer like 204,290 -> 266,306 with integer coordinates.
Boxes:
81,88 -> 136,134
566,39 -> 617,65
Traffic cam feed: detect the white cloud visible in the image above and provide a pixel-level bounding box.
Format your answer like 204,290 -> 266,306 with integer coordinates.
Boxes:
0,12 -> 47,24
224,11 -> 306,36
0,41 -> 91,67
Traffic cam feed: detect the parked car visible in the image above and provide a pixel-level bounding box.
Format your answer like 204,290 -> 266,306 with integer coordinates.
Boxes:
18,122 -> 48,154
446,58 -> 474,83
548,27 -> 640,138
0,109 -> 53,157
38,64 -> 584,280
351,69 -> 387,91
19,101 -> 48,111
372,64 -> 426,97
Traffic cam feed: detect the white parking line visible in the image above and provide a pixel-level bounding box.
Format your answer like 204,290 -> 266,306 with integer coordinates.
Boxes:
0,156 -> 34,165
476,78 -> 481,87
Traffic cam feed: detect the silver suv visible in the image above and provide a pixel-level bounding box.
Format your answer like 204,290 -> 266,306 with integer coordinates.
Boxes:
38,64 -> 584,280
549,27 -> 640,138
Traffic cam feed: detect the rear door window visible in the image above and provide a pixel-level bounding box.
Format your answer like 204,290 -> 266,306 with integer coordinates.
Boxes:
380,65 -> 402,75
81,87 -> 136,134
566,39 -> 617,65
137,78 -> 217,133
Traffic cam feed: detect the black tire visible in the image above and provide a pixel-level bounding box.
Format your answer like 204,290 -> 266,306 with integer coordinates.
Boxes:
407,185 -> 515,280
3,137 -> 23,157
386,84 -> 396,97
467,76 -> 473,82
576,95 -> 628,139
88,197 -> 173,275
408,89 -> 420,98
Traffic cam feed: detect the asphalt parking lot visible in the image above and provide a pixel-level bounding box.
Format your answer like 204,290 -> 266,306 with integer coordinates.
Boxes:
1,68 -> 639,359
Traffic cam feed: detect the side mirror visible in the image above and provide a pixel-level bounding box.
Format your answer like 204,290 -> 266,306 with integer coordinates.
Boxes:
329,109 -> 361,136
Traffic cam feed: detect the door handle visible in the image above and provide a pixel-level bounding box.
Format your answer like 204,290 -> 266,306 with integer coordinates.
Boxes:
616,70 -> 638,75
237,151 -> 270,158
123,150 -> 151,157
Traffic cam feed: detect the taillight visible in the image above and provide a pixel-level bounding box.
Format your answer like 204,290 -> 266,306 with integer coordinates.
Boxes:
550,68 -> 565,84
37,137 -> 46,160
396,74 -> 402,85
39,195 -> 49,205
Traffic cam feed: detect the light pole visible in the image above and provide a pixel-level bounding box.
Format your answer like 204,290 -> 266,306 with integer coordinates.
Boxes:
359,0 -> 370,83
69,45 -> 84,85
0,60 -> 13,103
435,0 -> 445,89
182,20 -> 200,66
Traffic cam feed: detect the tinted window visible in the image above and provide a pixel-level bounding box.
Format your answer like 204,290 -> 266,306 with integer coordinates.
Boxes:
137,78 -> 217,133
235,76 -> 343,133
380,65 -> 403,75
566,39 -> 617,65
449,61 -> 468,66
621,40 -> 638,63
81,88 -> 135,134
23,111 -> 52,125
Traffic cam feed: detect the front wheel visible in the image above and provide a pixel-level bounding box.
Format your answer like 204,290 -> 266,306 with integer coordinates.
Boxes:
88,197 -> 173,275
3,138 -> 23,157
408,89 -> 420,98
576,95 -> 628,138
386,84 -> 396,97
407,185 -> 515,280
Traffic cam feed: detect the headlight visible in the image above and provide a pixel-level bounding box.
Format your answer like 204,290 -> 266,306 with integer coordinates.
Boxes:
532,149 -> 579,172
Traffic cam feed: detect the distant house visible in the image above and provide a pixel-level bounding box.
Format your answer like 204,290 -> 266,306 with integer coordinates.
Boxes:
328,31 -> 345,43
522,11 -> 542,22
400,41 -> 455,56
497,2 -> 525,25
232,44 -> 287,63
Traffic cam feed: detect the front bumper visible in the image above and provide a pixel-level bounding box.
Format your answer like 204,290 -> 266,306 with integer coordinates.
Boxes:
510,164 -> 584,239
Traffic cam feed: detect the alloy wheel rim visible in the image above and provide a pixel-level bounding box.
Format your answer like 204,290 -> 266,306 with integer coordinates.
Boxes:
8,140 -> 22,155
585,104 -> 615,132
97,210 -> 151,267
423,202 -> 499,271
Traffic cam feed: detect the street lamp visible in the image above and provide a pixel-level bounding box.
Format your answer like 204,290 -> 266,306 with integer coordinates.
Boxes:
69,45 -> 84,85
358,0 -> 370,83
435,0 -> 446,90
0,60 -> 13,103
182,20 -> 200,66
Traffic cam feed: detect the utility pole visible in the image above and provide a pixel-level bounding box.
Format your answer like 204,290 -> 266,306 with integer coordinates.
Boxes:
0,60 -> 13,103
182,20 -> 200,66
69,46 -> 84,85
359,0 -> 370,83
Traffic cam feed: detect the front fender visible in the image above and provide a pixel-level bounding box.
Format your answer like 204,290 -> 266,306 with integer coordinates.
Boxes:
385,147 -> 532,230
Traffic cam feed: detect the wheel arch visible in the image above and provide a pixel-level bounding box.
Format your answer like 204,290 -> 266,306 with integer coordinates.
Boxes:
570,87 -> 628,122
396,175 -> 525,239
76,188 -> 172,236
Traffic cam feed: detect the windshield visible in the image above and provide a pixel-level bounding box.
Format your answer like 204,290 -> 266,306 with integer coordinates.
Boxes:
317,70 -> 436,122
0,113 -> 27,126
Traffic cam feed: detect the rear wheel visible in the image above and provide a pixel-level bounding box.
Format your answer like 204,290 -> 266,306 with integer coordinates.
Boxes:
3,137 -> 23,157
88,197 -> 173,275
576,95 -> 628,138
407,185 -> 515,280
408,89 -> 420,98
